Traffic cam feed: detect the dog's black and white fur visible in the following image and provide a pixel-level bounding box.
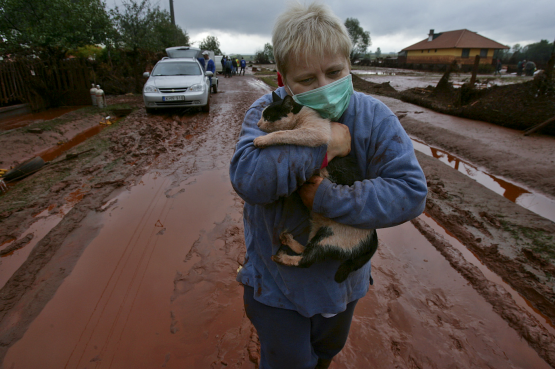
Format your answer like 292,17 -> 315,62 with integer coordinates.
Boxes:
254,92 -> 378,283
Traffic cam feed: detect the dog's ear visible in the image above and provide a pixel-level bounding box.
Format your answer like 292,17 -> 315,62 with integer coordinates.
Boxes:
272,91 -> 281,103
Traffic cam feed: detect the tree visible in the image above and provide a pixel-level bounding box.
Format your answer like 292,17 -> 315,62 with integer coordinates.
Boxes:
263,43 -> 274,62
255,43 -> 274,63
200,36 -> 223,55
0,0 -> 113,58
375,47 -> 381,59
344,18 -> 371,61
110,0 -> 188,52
521,40 -> 554,64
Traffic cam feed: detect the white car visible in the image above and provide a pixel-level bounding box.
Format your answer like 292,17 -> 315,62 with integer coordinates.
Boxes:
142,57 -> 212,113
165,46 -> 219,93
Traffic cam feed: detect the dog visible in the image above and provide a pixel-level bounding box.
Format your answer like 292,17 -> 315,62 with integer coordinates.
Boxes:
253,91 -> 377,283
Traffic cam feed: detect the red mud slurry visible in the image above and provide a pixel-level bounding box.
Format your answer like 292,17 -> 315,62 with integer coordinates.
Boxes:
0,188 -> 87,289
411,137 -> 555,222
421,213 -> 555,335
7,162 -> 549,368
3,166 -> 248,368
334,217 -> 550,369
39,125 -> 105,162
2,76 -> 552,368
1,209 -> 66,288
0,106 -> 86,131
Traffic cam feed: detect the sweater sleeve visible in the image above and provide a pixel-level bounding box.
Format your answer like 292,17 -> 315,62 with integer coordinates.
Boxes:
312,104 -> 427,230
230,96 -> 327,205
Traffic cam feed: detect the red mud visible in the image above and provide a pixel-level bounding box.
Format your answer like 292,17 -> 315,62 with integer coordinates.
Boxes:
1,74 -> 555,368
0,106 -> 86,131
38,125 -> 105,162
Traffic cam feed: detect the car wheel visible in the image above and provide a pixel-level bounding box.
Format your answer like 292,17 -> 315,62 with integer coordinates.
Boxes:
201,98 -> 210,113
212,84 -> 218,94
146,107 -> 156,114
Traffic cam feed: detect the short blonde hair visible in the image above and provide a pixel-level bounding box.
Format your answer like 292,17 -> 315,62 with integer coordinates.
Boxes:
272,2 -> 352,78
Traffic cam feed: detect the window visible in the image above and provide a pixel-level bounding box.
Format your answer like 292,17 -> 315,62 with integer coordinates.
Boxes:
152,62 -> 201,76
480,48 -> 488,57
461,48 -> 470,58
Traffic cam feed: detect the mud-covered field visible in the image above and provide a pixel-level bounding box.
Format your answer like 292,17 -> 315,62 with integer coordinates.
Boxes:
0,71 -> 554,368
353,69 -> 555,135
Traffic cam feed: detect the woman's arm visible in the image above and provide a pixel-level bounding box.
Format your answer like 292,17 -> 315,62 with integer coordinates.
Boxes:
230,102 -> 327,205
310,114 -> 427,230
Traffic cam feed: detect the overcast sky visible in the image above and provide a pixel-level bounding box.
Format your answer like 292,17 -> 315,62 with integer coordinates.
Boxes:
111,0 -> 555,55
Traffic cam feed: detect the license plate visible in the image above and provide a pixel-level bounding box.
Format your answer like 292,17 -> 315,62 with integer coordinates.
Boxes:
163,95 -> 185,101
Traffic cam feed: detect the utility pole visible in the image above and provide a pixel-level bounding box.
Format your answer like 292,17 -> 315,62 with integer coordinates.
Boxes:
169,0 -> 176,44
169,0 -> 175,25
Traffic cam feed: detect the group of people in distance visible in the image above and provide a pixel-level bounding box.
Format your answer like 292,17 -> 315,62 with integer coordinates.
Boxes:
517,59 -> 537,76
222,56 -> 247,78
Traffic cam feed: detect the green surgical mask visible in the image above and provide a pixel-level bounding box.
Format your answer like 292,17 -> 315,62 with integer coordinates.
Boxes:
287,74 -> 353,121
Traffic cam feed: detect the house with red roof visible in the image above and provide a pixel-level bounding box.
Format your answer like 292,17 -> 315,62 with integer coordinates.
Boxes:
399,29 -> 509,66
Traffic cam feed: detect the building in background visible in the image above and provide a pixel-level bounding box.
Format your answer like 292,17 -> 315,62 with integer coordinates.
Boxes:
399,29 -> 509,68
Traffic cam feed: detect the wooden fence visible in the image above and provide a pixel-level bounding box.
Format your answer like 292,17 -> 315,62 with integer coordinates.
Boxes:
0,58 -> 91,111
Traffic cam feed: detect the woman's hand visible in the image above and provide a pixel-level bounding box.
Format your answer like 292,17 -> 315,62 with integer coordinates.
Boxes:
327,123 -> 351,161
298,175 -> 323,210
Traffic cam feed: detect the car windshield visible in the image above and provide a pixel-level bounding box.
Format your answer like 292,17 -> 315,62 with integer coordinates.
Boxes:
152,62 -> 201,76
166,48 -> 199,58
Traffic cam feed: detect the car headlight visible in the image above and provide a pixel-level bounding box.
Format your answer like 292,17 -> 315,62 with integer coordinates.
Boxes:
188,83 -> 204,92
144,85 -> 158,93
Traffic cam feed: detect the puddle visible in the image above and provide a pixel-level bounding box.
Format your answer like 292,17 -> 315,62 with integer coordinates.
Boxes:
3,168 -> 241,368
0,188 -> 87,289
342,219 -> 551,369
411,137 -> 555,222
0,106 -> 86,131
39,125 -> 105,162
420,213 -> 555,335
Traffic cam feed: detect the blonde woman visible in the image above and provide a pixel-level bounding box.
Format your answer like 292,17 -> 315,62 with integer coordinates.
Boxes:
230,3 -> 427,368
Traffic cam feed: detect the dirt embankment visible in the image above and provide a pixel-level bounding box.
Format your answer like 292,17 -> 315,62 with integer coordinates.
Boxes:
352,72 -> 555,135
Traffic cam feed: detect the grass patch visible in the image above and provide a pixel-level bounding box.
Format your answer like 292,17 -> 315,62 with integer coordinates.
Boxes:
0,164 -> 73,213
501,220 -> 555,260
258,76 -> 278,89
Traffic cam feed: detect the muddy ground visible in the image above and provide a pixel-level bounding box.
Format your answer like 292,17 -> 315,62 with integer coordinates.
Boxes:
0,71 -> 554,368
353,70 -> 555,135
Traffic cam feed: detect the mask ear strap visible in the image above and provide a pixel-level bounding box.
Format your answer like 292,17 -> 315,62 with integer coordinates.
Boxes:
284,77 -> 295,96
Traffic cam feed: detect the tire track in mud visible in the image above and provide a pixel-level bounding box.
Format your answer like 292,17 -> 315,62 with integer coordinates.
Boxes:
1,76 -> 267,368
411,217 -> 555,367
333,219 -> 551,368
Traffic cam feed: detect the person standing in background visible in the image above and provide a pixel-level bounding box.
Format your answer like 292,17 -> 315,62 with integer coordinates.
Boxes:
202,51 -> 216,90
240,57 -> 246,75
232,58 -> 238,75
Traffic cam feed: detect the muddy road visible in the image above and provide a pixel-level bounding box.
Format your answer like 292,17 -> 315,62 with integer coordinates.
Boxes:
1,74 -> 554,368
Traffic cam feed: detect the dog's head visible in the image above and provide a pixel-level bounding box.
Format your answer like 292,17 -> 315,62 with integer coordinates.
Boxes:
257,91 -> 304,132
